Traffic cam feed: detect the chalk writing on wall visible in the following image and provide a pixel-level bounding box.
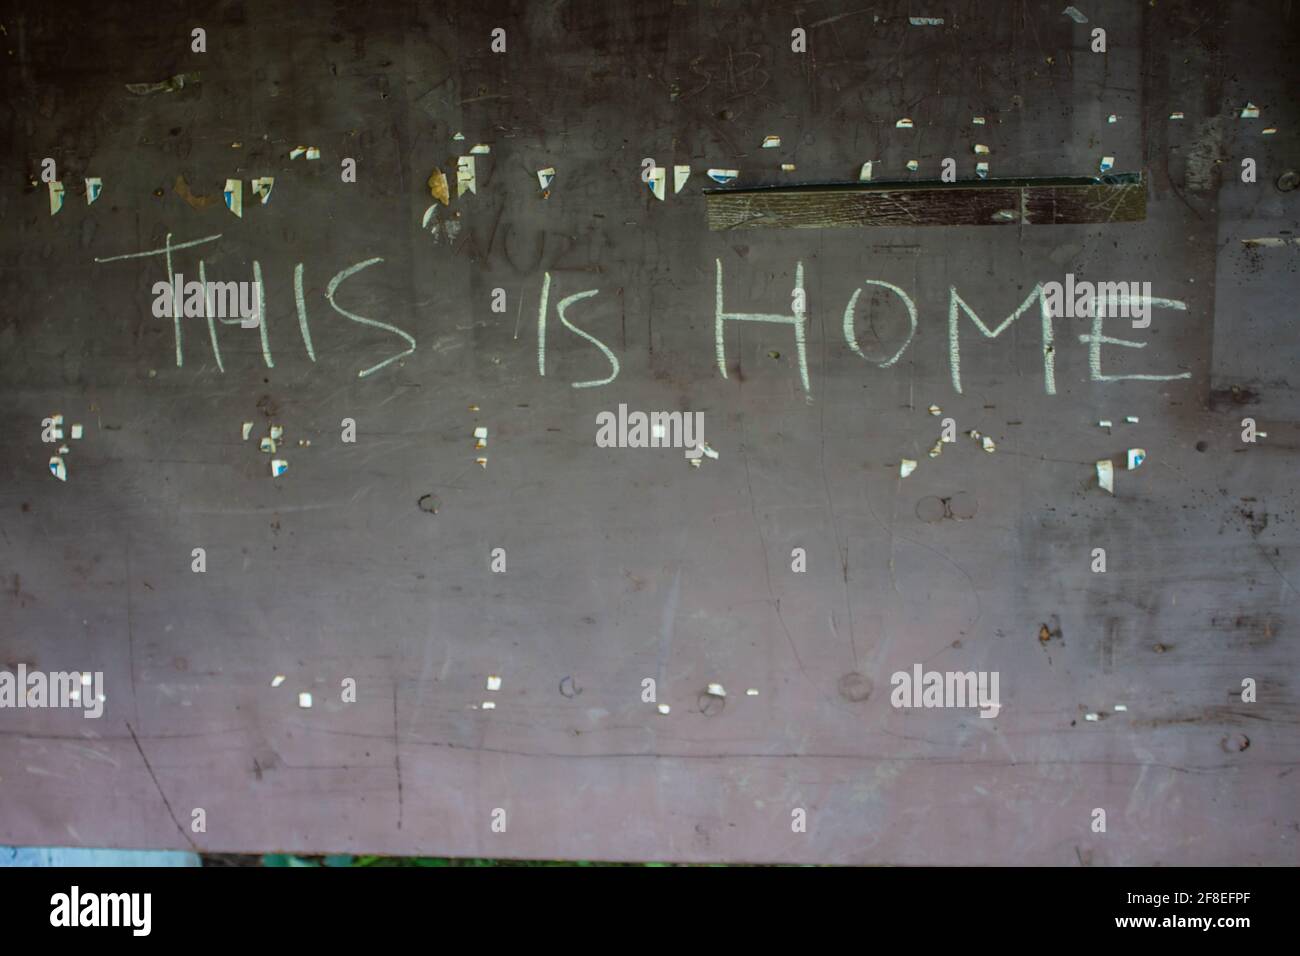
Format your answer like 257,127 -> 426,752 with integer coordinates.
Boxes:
96,236 -> 1191,394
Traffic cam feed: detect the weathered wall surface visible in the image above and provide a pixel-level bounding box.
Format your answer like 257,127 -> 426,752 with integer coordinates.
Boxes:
0,0 -> 1296,863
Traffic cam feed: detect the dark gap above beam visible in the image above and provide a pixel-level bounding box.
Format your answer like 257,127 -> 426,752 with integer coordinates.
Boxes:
705,173 -> 1146,230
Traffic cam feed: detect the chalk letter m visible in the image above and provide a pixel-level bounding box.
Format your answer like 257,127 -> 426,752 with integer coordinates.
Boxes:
949,285 -> 1056,395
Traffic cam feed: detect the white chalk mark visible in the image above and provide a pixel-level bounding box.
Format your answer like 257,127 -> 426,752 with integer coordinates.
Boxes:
95,234 -> 228,370
1100,293 -> 1187,312
842,280 -> 917,368
537,271 -> 552,376
325,257 -> 416,378
164,233 -> 182,367
949,285 -> 1055,395
253,260 -> 272,368
556,289 -> 619,388
715,259 -> 809,392
294,263 -> 316,362
1077,296 -> 1191,382
93,234 -> 222,263
198,260 -> 224,373
1241,237 -> 1300,247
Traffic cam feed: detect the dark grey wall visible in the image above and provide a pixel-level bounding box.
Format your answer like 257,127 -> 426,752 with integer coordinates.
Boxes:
1,0 -> 1296,863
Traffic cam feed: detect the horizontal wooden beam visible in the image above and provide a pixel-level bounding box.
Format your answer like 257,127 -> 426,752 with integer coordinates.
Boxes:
705,173 -> 1146,230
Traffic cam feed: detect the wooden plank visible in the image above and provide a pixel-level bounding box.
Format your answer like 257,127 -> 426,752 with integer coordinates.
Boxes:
706,174 -> 1146,230
1021,179 -> 1148,225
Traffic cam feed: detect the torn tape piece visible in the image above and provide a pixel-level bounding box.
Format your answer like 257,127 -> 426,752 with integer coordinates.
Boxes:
1126,448 -> 1146,470
85,177 -> 103,205
427,167 -> 450,205
707,169 -> 738,185
647,165 -> 665,201
48,181 -> 64,216
536,166 -> 556,191
223,179 -> 243,217
251,177 -> 274,204
1096,459 -> 1114,494
457,156 -> 477,196
673,165 -> 690,193
125,72 -> 200,95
